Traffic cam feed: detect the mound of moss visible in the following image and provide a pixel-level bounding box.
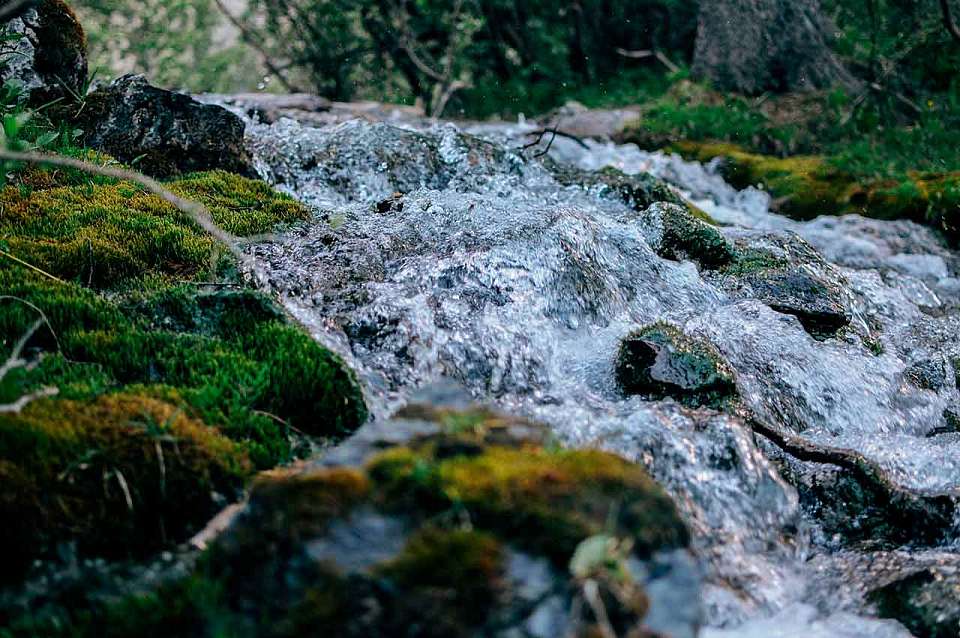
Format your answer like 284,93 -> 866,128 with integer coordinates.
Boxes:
0,165 -> 367,579
21,402 -> 693,637
672,142 -> 960,243
0,393 -> 250,579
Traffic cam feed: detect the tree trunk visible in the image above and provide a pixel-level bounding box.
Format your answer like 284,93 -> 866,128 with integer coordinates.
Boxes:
691,0 -> 856,94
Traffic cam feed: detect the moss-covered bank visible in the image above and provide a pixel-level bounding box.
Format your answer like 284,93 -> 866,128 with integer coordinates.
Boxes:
0,161 -> 367,579
671,141 -> 960,243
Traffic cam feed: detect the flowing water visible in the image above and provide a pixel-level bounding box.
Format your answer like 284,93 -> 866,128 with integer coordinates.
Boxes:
236,111 -> 960,637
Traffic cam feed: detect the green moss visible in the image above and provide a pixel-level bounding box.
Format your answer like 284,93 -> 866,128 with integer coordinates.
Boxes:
615,322 -> 736,408
648,202 -> 733,268
369,441 -> 688,562
669,141 -> 960,243
1,271 -> 367,467
721,247 -> 790,277
0,170 -> 308,288
0,393 -> 250,581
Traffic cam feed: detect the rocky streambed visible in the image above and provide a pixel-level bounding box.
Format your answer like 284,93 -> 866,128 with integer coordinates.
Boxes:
227,109 -> 960,637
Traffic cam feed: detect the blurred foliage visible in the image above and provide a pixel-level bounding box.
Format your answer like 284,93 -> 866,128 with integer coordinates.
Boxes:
71,0 -> 261,92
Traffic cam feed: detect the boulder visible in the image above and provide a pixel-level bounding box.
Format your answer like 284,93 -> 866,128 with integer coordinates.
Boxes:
616,322 -> 737,408
0,0 -> 87,105
79,75 -> 254,178
118,394 -> 699,638
718,233 -> 851,337
640,202 -> 734,269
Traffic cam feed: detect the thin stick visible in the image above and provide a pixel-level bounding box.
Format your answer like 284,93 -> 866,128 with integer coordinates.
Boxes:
211,0 -> 301,93
0,247 -> 66,284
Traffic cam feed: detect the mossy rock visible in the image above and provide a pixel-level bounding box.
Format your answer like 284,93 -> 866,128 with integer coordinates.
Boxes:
0,393 -> 250,581
0,163 -> 369,584
542,156 -> 713,221
42,402 -> 694,637
615,322 -> 736,408
719,236 -> 850,337
640,202 -> 733,269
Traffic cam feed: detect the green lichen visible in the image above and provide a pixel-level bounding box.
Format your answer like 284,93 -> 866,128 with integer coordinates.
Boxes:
615,322 -> 736,408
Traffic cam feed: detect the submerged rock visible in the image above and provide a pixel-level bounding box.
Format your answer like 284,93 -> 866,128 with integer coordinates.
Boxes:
616,322 -> 736,408
92,398 -> 698,638
868,566 -> 960,638
0,0 -> 87,105
78,75 -> 254,178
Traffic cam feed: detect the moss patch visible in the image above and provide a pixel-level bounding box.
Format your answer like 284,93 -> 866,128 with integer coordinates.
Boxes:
0,164 -> 367,579
0,393 -> 250,580
0,169 -> 307,288
671,141 -> 960,243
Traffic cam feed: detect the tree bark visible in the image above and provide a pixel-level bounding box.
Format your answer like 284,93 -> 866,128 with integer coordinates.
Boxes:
691,0 -> 857,95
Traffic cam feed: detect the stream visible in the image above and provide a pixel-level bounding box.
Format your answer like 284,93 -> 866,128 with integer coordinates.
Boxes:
235,110 -> 960,637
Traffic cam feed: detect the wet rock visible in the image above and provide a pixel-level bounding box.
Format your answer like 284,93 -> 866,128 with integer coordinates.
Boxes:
616,322 -> 736,408
759,428 -> 957,548
78,75 -> 254,178
117,397 -> 698,637
868,567 -> 960,638
719,233 -> 850,337
209,92 -> 332,124
0,0 -> 87,105
544,156 -> 685,212
904,358 -> 951,392
640,202 -> 734,269
538,101 -> 643,141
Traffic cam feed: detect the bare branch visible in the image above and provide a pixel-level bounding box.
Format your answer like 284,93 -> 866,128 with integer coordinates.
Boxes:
616,47 -> 680,74
211,0 -> 302,93
0,386 -> 58,413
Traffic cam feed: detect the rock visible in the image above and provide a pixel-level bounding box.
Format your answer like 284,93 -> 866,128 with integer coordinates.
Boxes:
868,567 -> 960,638
0,0 -> 87,105
640,202 -> 734,269
539,101 -> 643,141
616,322 -> 737,408
112,396 -> 698,637
544,157 -> 685,212
718,233 -> 850,337
78,75 -> 254,178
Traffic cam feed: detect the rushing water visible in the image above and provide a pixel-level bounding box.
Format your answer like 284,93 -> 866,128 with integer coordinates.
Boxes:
237,112 -> 960,637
